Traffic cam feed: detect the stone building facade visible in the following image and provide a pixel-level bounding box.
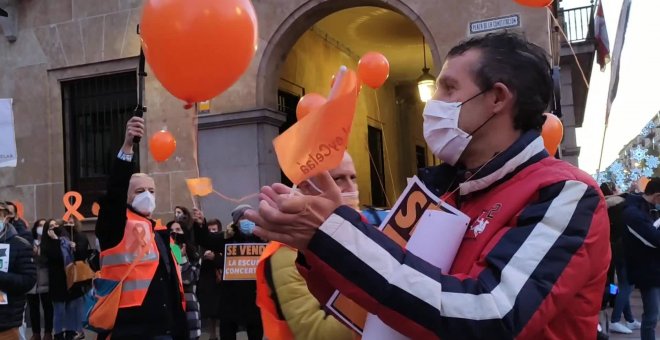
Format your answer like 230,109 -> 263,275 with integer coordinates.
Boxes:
0,0 -> 553,227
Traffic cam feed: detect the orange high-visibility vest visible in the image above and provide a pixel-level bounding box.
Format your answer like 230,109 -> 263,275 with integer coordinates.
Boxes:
99,209 -> 184,309
256,241 -> 295,340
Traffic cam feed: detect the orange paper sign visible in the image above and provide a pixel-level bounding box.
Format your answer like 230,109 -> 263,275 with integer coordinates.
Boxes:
91,202 -> 100,217
274,66 -> 359,184
186,177 -> 214,197
62,191 -> 84,221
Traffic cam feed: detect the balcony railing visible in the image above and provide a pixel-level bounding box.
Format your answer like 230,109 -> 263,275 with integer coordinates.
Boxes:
558,4 -> 595,44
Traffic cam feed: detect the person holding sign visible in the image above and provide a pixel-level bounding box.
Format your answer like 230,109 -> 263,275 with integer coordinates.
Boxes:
93,117 -> 187,339
256,152 -> 358,340
191,206 -> 264,340
0,202 -> 36,340
246,32 -> 610,340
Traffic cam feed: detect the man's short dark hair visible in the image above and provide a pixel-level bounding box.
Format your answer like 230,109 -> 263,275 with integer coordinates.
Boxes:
645,177 -> 660,195
447,32 -> 553,131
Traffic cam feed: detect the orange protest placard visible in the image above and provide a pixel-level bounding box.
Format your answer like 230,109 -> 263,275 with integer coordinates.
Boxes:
91,202 -> 100,217
186,177 -> 214,197
13,201 -> 24,219
326,177 -> 442,334
223,243 -> 267,281
273,66 -> 359,184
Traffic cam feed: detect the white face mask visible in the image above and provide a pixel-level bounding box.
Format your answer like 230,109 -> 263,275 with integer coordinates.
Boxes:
36,226 -> 43,236
340,191 -> 360,211
306,180 -> 360,210
423,100 -> 473,166
132,191 -> 156,216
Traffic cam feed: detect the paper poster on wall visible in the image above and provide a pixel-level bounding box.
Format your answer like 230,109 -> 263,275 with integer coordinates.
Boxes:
0,98 -> 17,167
223,243 -> 267,281
0,243 -> 9,305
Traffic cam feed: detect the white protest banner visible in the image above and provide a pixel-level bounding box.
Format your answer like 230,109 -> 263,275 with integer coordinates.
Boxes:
0,99 -> 17,168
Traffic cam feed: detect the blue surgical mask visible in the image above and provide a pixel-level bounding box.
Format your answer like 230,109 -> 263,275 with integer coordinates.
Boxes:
0,221 -> 4,233
239,220 -> 256,235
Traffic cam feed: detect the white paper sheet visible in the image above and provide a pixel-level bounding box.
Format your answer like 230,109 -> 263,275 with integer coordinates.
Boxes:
0,98 -> 17,168
362,187 -> 470,339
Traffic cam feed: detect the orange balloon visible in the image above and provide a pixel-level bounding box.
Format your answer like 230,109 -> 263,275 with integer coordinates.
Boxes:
358,52 -> 390,89
296,93 -> 327,121
141,0 -> 258,103
542,113 -> 563,155
149,129 -> 177,163
514,0 -> 553,7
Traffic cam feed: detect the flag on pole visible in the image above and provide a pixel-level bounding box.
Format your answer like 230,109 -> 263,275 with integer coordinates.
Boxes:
605,0 -> 632,124
594,0 -> 610,71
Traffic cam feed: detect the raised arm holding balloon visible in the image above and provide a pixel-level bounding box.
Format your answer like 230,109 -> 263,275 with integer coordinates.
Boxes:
91,117 -> 188,339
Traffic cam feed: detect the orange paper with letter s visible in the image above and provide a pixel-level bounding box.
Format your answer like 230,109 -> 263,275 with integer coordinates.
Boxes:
274,66 -> 359,185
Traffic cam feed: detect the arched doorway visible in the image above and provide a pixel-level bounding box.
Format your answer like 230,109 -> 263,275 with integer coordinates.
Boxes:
257,1 -> 441,207
256,0 -> 442,109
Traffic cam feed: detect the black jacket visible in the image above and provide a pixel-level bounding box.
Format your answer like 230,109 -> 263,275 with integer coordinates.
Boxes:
95,158 -> 187,339
0,224 -> 36,332
40,227 -> 90,302
9,218 -> 33,244
620,193 -> 660,288
195,222 -> 263,322
606,195 -> 627,264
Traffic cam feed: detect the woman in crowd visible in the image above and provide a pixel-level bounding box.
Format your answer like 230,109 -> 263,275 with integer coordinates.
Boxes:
27,219 -> 53,340
168,220 -> 202,340
174,206 -> 194,243
192,205 -> 264,340
196,219 -> 224,340
40,218 -> 89,340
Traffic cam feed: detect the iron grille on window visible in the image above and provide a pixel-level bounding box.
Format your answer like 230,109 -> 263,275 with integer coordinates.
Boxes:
62,71 -> 138,217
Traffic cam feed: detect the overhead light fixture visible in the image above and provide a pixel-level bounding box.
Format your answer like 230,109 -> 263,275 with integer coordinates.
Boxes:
417,36 -> 435,103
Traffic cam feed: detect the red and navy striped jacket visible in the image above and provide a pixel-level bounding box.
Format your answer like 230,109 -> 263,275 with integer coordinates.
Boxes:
296,131 -> 610,339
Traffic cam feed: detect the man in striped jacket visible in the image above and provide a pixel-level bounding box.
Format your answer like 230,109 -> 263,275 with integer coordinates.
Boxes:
247,32 -> 610,339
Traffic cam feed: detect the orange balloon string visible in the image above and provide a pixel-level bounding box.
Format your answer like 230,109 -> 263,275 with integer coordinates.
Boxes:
212,190 -> 259,204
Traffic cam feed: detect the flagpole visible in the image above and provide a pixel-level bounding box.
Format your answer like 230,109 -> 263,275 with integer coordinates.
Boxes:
596,123 -> 609,181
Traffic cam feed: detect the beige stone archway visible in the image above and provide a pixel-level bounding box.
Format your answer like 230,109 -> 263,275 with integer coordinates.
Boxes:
255,0 -> 443,110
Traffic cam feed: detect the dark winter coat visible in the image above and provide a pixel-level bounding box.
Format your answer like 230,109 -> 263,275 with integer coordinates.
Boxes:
0,224 -> 37,332
194,222 -> 263,323
606,195 -> 627,264
28,238 -> 50,295
40,228 -> 89,302
620,193 -> 660,287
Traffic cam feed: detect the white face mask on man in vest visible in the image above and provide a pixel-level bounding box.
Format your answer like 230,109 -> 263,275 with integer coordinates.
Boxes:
128,173 -> 157,217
